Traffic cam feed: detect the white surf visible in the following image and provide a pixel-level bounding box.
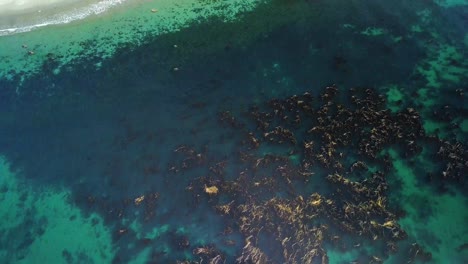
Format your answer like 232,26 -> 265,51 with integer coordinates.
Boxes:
0,0 -> 127,36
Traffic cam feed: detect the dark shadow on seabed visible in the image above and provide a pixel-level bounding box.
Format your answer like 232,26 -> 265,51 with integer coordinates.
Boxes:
0,0 -> 467,263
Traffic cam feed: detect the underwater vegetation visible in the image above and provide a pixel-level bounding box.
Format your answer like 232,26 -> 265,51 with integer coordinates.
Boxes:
0,0 -> 467,263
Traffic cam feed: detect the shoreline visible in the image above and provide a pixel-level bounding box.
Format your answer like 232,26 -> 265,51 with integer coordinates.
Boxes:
0,0 -> 81,16
0,0 -> 127,36
0,0 -> 263,79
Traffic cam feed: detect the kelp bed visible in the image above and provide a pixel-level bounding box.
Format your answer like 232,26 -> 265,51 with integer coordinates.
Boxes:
155,85 -> 467,263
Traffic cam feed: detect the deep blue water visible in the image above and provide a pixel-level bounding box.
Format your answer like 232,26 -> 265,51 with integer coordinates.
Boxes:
0,0 -> 467,263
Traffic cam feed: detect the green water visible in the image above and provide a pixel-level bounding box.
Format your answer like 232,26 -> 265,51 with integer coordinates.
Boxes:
0,0 -> 467,263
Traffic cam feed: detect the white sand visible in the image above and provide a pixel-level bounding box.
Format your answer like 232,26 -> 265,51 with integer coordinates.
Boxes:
0,0 -> 262,78
0,0 -> 126,36
0,0 -> 82,15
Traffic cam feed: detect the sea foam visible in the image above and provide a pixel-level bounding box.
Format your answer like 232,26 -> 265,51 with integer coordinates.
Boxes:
0,0 -> 127,36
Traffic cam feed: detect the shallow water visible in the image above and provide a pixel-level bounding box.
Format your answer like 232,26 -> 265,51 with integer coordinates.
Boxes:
0,0 -> 128,36
0,0 -> 467,263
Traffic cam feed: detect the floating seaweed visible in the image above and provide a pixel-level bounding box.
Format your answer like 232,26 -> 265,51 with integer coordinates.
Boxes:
178,85 -> 466,263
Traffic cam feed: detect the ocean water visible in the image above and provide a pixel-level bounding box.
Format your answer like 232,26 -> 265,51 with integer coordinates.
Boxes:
0,0 -> 467,263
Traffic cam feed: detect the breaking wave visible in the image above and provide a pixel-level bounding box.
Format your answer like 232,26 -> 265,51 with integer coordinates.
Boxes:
0,0 -> 127,36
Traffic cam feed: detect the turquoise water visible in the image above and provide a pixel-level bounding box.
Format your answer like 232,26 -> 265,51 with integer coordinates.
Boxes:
0,0 -> 467,263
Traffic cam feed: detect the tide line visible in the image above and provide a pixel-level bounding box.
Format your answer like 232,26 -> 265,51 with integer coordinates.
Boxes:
0,0 -> 127,36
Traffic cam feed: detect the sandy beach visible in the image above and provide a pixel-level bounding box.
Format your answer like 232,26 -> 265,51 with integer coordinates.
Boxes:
0,0 -> 127,36
0,0 -> 82,15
